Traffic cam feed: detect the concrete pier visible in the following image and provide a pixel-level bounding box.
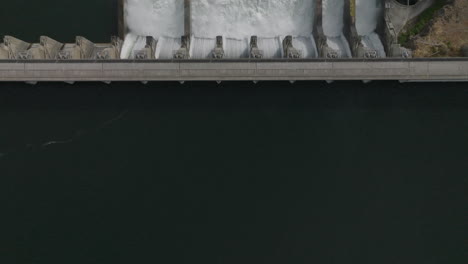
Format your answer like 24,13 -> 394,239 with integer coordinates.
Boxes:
172,0 -> 192,59
1,36 -> 31,59
0,59 -> 466,82
0,36 -> 123,60
184,0 -> 191,37
313,0 -> 329,58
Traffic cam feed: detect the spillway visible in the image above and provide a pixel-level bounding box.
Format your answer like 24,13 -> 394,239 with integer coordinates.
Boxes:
355,0 -> 386,57
293,36 -> 319,58
122,0 -> 319,59
120,33 -> 146,59
2,0 -> 466,83
224,38 -> 249,58
155,36 -> 182,59
191,37 -> 216,59
257,37 -> 282,59
322,0 -> 351,57
119,0 -> 392,59
191,0 -> 315,39
125,0 -> 184,37
0,0 -> 448,61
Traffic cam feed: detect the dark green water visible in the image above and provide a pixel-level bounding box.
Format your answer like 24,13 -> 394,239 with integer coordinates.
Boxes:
0,0 -> 116,43
1,2 -> 467,264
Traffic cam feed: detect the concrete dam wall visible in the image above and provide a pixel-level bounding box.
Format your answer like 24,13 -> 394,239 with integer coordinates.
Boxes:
0,0 -> 467,82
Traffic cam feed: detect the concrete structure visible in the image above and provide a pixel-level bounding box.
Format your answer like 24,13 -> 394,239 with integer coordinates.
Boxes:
171,0 -> 192,59
385,0 -> 435,35
1,0 -> 465,83
134,37 -> 157,59
283,36 -> 302,59
58,36 -> 122,60
0,59 -> 466,82
313,0 -> 349,58
346,0 -> 384,58
0,36 -> 31,59
250,36 -> 263,59
53,0 -> 437,61
173,36 -> 191,59
383,0 -> 427,58
212,36 -> 224,59
0,36 -> 122,60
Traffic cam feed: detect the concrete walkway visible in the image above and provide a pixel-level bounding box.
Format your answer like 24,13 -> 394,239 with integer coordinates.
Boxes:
0,59 -> 467,82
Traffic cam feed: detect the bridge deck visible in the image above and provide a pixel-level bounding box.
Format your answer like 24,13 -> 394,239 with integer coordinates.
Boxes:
0,59 -> 467,82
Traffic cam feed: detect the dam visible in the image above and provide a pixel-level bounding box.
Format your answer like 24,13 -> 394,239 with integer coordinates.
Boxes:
0,0 -> 467,83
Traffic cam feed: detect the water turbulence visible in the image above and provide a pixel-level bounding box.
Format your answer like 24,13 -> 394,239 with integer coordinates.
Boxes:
224,38 -> 249,58
121,0 -> 184,59
121,0 -> 385,59
121,34 -> 147,59
356,0 -> 386,57
153,36 -> 182,59
322,0 -> 352,57
293,36 -> 318,59
257,37 -> 282,59
192,0 -> 317,58
123,0 -> 317,59
191,37 -> 216,59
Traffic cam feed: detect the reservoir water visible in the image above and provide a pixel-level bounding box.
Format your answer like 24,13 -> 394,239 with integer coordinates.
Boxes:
0,1 -> 466,264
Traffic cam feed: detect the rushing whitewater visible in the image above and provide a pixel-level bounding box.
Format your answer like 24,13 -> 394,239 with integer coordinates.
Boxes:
121,0 -> 385,59
191,0 -> 314,39
192,0 -> 317,58
121,0 -> 185,58
191,0 -> 317,58
125,0 -> 184,38
122,0 -> 318,59
356,0 -> 386,57
322,0 -> 351,57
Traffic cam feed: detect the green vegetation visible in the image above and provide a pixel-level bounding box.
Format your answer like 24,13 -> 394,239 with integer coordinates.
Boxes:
398,0 -> 447,45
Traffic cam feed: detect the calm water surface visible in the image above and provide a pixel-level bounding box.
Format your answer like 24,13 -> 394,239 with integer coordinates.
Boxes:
0,1 -> 467,264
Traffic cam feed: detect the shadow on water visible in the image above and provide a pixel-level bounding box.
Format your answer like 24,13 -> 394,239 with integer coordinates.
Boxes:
0,81 -> 466,264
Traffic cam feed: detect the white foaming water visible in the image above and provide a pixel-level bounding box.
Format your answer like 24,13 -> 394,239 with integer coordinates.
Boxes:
121,0 -> 184,58
121,33 -> 151,59
323,0 -> 344,37
191,37 -> 216,59
191,0 -> 315,39
121,33 -> 138,59
257,37 -> 282,59
154,36 -> 182,59
361,32 -> 386,57
122,0 -> 318,59
356,0 -> 386,57
125,0 -> 184,37
224,38 -> 249,58
326,35 -> 352,57
293,36 -> 318,58
122,0 -> 384,59
356,0 -> 382,35
322,0 -> 351,57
